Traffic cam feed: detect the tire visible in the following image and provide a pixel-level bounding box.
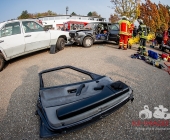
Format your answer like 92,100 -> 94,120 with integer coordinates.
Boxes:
83,37 -> 93,48
56,38 -> 65,51
0,54 -> 5,72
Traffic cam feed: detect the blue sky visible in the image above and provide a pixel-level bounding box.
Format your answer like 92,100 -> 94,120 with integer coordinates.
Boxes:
0,0 -> 169,22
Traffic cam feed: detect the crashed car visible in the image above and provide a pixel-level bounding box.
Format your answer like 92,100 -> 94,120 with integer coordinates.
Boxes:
36,66 -> 134,138
68,22 -> 120,47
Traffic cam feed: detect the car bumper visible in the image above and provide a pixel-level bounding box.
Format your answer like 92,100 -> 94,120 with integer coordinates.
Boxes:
68,37 -> 82,45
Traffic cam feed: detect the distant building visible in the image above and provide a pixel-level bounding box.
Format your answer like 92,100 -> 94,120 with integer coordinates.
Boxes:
39,15 -> 106,30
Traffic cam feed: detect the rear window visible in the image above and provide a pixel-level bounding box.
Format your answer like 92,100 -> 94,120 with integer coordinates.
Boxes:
110,24 -> 119,30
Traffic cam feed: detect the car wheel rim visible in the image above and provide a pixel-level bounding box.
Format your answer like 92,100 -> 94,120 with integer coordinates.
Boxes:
86,38 -> 92,46
61,41 -> 65,47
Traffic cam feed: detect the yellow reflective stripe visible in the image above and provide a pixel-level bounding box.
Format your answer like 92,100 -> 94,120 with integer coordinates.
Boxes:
119,31 -> 129,35
119,20 -> 130,24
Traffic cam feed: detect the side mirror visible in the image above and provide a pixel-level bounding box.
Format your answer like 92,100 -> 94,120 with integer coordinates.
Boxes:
44,27 -> 49,31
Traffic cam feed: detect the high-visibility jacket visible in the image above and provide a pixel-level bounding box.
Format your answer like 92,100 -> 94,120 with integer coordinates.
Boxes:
129,23 -> 134,37
119,20 -> 131,35
138,24 -> 149,39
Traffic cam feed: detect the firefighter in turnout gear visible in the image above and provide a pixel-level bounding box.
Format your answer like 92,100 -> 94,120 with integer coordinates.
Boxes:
128,21 -> 134,49
118,16 -> 131,50
137,19 -> 150,55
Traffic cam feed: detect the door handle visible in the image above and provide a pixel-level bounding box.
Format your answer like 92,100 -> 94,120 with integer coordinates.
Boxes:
0,40 -> 4,43
24,35 -> 31,37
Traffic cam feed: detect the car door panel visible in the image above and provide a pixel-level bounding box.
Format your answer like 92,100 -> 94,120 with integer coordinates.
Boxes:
24,31 -> 50,52
22,21 -> 50,52
0,22 -> 25,58
108,24 -> 119,41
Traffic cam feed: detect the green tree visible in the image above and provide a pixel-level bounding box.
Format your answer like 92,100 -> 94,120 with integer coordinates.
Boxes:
18,10 -> 30,19
47,10 -> 53,15
18,10 -> 57,19
87,12 -> 92,16
46,10 -> 57,16
71,12 -> 77,15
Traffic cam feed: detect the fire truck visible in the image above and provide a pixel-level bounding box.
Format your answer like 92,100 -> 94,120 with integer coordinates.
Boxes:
63,21 -> 88,30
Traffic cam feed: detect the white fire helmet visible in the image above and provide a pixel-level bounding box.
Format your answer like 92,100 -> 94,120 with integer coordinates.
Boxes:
122,16 -> 127,20
138,19 -> 143,24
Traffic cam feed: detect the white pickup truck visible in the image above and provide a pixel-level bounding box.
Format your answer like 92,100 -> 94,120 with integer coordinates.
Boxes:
0,19 -> 70,71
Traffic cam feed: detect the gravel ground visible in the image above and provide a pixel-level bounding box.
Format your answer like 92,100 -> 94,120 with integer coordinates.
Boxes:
0,43 -> 170,140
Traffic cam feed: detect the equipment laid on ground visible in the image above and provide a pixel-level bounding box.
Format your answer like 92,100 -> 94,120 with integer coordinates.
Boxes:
161,53 -> 170,62
131,52 -> 164,69
148,50 -> 159,59
145,58 -> 164,69
36,66 -> 134,138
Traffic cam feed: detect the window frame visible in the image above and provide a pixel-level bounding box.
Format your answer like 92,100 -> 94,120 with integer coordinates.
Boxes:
22,21 -> 44,33
110,24 -> 119,30
0,22 -> 21,38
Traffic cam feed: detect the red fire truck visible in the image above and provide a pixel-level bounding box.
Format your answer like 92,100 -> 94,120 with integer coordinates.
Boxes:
63,21 -> 88,30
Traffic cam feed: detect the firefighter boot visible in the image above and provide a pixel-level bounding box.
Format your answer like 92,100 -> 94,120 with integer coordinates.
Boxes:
119,42 -> 123,49
137,46 -> 142,51
128,44 -> 132,49
123,44 -> 127,50
142,47 -> 146,55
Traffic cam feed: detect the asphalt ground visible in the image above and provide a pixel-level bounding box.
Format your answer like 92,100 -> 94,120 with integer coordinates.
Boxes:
0,43 -> 170,140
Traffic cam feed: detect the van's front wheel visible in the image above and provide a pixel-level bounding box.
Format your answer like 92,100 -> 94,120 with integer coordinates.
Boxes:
83,37 -> 93,48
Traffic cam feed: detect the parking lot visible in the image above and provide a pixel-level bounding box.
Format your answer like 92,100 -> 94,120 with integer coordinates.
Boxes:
0,43 -> 170,140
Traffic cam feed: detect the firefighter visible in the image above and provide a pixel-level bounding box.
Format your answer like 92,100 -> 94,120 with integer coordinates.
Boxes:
128,20 -> 134,49
137,19 -> 149,55
118,16 -> 131,50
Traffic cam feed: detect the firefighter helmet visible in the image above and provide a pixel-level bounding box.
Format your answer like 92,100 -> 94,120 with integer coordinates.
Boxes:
138,19 -> 143,24
122,16 -> 127,20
